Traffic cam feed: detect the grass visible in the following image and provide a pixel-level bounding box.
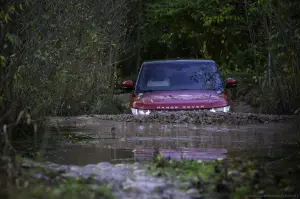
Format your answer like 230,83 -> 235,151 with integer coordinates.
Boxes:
11,179 -> 114,199
1,163 -> 115,199
146,153 -> 298,199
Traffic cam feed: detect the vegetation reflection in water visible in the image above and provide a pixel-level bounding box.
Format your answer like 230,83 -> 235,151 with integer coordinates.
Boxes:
40,119 -> 297,166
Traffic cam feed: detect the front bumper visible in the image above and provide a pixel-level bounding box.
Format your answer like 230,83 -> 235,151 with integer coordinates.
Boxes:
131,105 -> 231,116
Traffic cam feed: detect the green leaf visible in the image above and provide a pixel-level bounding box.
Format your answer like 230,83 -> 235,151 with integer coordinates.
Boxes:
0,55 -> 6,66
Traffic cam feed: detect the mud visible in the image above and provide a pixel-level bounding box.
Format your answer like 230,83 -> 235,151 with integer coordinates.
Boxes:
21,159 -> 191,199
49,111 -> 296,130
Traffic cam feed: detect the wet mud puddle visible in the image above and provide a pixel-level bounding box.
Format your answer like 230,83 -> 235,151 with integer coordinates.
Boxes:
44,119 -> 298,166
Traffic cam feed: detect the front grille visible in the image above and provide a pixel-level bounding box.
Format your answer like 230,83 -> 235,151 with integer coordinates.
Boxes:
153,109 -> 210,114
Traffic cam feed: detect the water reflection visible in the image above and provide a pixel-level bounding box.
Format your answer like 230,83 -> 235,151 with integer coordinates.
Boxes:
46,145 -> 133,166
45,119 -> 297,165
133,148 -> 227,162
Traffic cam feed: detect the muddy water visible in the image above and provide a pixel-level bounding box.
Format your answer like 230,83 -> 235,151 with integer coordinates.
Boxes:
44,118 -> 298,166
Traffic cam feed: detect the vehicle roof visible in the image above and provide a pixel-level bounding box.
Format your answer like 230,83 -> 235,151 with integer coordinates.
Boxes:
143,59 -> 216,65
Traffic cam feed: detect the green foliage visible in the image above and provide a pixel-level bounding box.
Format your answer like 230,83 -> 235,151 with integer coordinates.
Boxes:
90,95 -> 127,115
6,176 -> 114,199
142,0 -> 245,62
0,0 -> 131,176
1,157 -> 116,199
147,155 -> 297,199
149,154 -> 219,190
1,0 -> 299,128
137,0 -> 300,114
1,0 -> 134,118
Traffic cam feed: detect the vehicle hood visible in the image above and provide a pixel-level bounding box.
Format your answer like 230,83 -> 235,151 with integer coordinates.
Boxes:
133,90 -> 228,110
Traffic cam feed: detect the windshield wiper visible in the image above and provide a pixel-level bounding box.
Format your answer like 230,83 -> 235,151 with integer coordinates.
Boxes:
136,90 -> 156,93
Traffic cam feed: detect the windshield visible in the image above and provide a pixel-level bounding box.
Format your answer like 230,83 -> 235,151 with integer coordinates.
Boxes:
135,61 -> 224,93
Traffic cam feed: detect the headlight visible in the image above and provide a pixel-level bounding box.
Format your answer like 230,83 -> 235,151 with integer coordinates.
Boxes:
210,106 -> 230,113
131,108 -> 151,116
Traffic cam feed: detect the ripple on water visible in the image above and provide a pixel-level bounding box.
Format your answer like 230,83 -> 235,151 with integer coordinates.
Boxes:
45,115 -> 297,166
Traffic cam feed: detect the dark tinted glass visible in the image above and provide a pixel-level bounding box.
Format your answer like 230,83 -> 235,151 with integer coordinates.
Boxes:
135,61 -> 224,92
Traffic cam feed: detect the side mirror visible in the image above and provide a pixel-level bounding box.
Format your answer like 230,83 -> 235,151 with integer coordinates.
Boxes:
225,78 -> 237,88
122,80 -> 135,90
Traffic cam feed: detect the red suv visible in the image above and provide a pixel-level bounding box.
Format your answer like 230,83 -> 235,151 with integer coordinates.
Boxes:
121,60 -> 237,115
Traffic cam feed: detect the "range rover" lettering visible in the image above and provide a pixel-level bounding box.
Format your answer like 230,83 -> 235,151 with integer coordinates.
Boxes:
156,105 -> 204,109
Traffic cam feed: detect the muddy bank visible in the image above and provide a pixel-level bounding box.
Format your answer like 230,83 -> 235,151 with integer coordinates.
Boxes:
92,111 -> 295,124
21,158 -> 191,199
48,111 -> 296,128
18,154 -> 300,199
94,111 -> 295,124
